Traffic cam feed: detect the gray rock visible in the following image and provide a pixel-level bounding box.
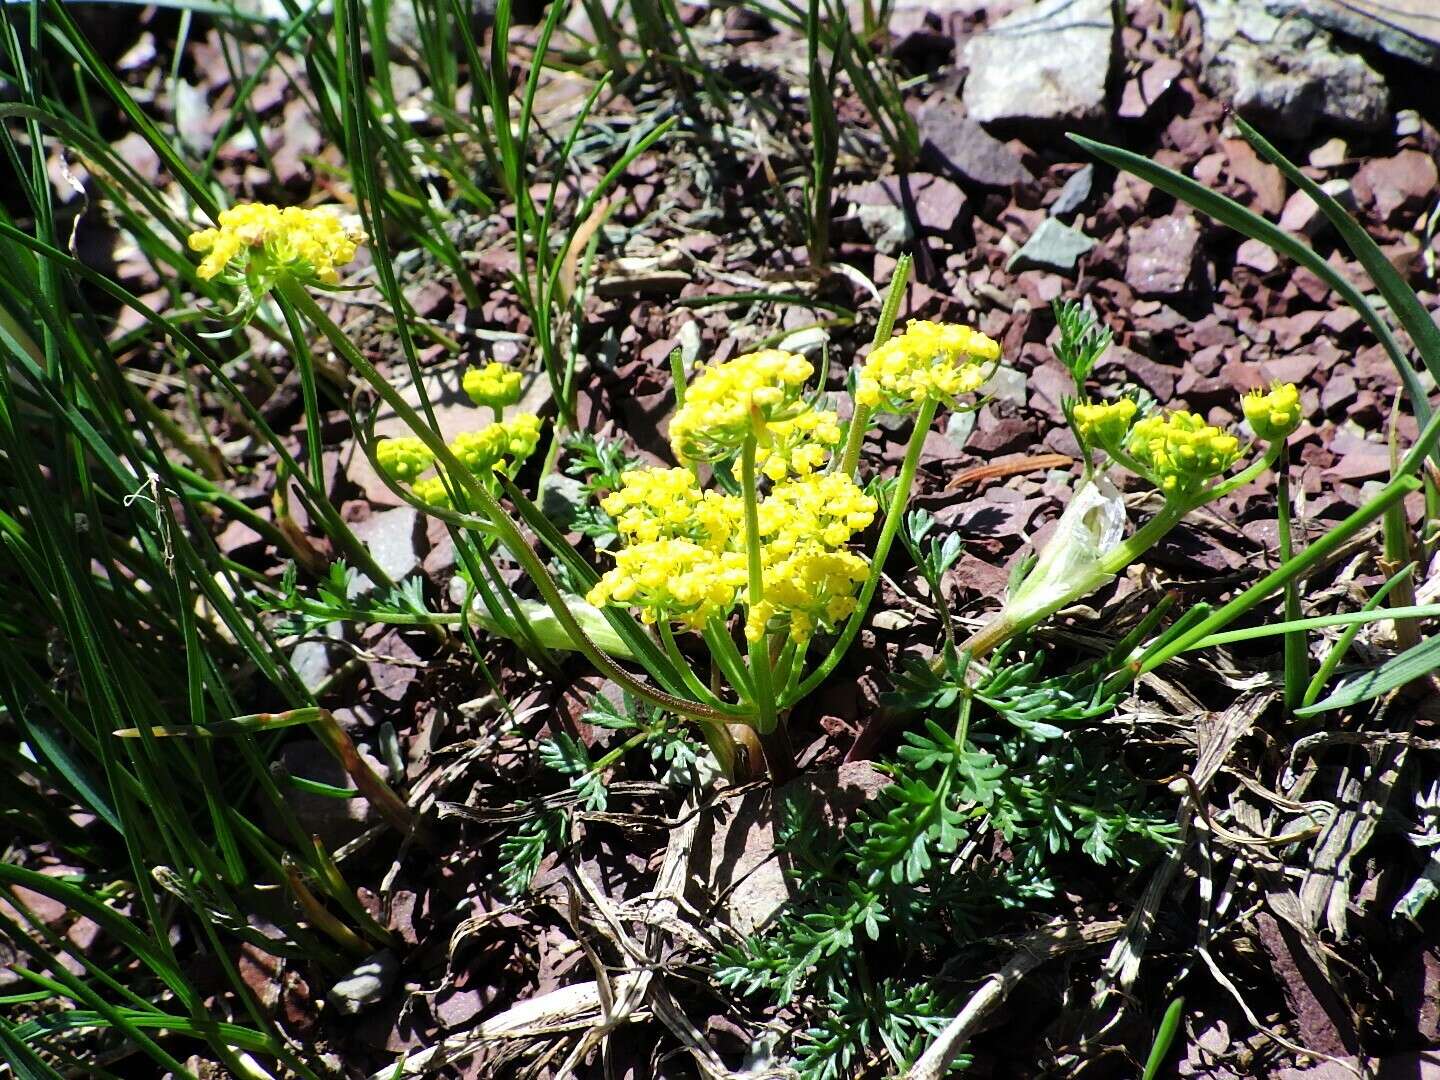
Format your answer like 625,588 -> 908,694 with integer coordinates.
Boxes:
918,103 -> 1034,187
1006,218 -> 1096,275
981,364 -> 1029,407
348,506 -> 422,599
1265,0 -> 1440,71
1050,164 -> 1095,218
855,203 -> 914,256
290,622 -> 344,694
1126,214 -> 1201,297
539,472 -> 590,528
962,0 -> 1115,129
327,951 -> 398,1016
1195,0 -> 1390,137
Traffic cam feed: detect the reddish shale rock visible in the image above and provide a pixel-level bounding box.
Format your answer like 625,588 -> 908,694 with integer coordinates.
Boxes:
1126,214 -> 1201,297
1352,149 -> 1439,224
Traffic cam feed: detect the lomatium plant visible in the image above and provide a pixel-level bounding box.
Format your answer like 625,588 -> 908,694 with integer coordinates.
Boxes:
192,209 -> 1305,781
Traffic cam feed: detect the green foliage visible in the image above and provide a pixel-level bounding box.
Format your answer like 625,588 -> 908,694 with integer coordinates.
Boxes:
561,431 -> 642,546
1051,298 -> 1113,390
716,647 -> 1177,1078
498,692 -> 704,895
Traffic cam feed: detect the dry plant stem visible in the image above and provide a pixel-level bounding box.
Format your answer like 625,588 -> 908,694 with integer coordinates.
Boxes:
281,855 -> 370,956
305,709 -> 429,845
906,919 -> 1123,1080
278,277 -> 741,728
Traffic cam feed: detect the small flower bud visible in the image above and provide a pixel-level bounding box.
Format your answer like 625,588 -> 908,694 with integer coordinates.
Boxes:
1241,382 -> 1302,442
1072,397 -> 1137,450
463,362 -> 524,410
376,437 -> 434,482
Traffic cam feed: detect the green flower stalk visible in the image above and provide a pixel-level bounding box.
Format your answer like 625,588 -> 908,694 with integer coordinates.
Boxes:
962,385 -> 1303,661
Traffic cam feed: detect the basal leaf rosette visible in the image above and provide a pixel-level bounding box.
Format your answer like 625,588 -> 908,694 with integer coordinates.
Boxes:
855,320 -> 1001,414
188,203 -> 365,293
669,349 -> 818,463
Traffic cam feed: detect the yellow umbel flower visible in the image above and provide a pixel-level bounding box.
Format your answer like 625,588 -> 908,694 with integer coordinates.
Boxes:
1241,382 -> 1302,442
1127,411 -> 1241,499
748,545 -> 870,644
669,349 -> 816,463
375,437 -> 434,482
600,468 -> 739,550
587,539 -> 747,630
187,203 -> 364,285
463,362 -> 524,411
1073,397 -> 1137,450
449,414 -> 542,478
757,472 -> 878,554
411,475 -> 452,509
855,320 -> 1001,413
756,408 -> 843,481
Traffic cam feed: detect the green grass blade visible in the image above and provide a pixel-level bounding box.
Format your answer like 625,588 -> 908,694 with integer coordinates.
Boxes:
1068,133 -> 1434,441
1296,631 -> 1440,715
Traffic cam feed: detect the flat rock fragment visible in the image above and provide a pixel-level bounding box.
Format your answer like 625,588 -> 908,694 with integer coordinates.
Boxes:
961,0 -> 1116,130
1006,218 -> 1095,275
1125,214 -> 1201,297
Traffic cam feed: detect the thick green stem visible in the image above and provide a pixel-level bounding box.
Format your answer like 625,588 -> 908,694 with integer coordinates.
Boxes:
741,435 -> 778,735
787,397 -> 938,706
1139,474 -> 1420,675
278,277 -> 740,726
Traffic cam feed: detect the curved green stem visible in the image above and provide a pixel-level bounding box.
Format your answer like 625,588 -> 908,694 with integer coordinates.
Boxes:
1138,474 -> 1420,675
660,620 -> 746,714
786,397 -> 938,707
838,253 -> 910,479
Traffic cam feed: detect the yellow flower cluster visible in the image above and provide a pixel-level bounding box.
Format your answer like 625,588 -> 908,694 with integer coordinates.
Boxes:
855,320 -> 1001,412
376,437 -> 434,482
1072,397 -> 1137,449
669,349 -> 816,463
463,362 -> 524,411
385,415 -> 542,509
757,472 -> 878,552
587,468 -> 877,644
450,414 -> 543,478
188,203 -> 364,285
600,468 -> 739,549
1242,382 -> 1302,442
750,548 -> 870,644
756,408 -> 843,481
1127,411 -> 1241,499
587,539 -> 748,631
